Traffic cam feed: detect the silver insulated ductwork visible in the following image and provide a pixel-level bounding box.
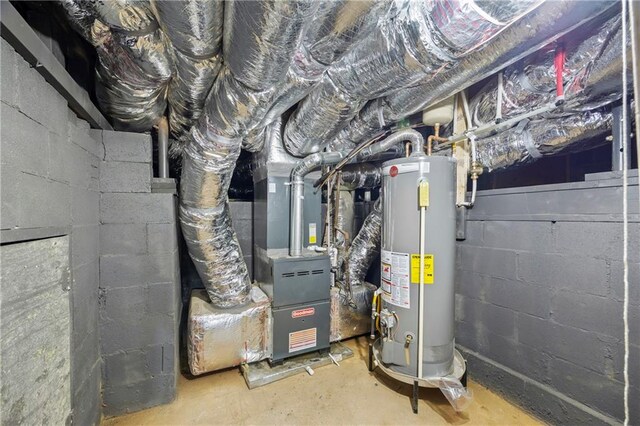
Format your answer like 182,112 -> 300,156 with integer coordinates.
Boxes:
180,1 -> 314,308
283,0 -> 545,156
331,0 -> 617,151
344,199 -> 382,292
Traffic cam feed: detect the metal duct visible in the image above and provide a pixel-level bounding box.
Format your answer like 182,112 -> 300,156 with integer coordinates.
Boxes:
475,110 -> 613,171
59,0 -> 172,131
151,0 -> 224,144
344,199 -> 382,291
340,163 -> 382,190
332,0 -> 617,151
284,0 -> 543,156
180,2 -> 311,308
223,0 -> 316,91
252,0 -> 392,143
336,190 -> 355,258
470,15 -> 623,127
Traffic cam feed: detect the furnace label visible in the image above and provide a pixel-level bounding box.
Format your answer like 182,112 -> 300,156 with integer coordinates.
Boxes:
289,327 -> 317,353
309,223 -> 317,244
380,250 -> 410,308
410,254 -> 434,284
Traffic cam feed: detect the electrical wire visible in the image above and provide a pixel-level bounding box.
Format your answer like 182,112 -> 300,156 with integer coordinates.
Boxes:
620,1 -> 630,424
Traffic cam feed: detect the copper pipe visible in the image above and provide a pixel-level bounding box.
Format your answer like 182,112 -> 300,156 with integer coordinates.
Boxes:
426,122 -> 448,156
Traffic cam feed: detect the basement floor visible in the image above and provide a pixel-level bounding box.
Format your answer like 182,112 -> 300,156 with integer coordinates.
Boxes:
104,337 -> 541,425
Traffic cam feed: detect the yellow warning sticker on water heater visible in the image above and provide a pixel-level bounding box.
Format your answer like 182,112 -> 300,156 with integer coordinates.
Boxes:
410,254 -> 434,284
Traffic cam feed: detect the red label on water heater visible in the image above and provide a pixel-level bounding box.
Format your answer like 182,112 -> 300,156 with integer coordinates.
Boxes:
292,307 -> 315,318
389,165 -> 398,177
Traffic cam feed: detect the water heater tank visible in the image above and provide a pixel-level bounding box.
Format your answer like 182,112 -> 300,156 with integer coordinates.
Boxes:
378,155 -> 458,378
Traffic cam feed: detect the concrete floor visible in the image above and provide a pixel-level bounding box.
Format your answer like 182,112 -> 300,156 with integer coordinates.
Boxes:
104,337 -> 541,425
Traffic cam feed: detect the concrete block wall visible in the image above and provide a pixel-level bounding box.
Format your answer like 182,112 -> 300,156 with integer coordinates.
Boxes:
1,39 -> 101,425
456,172 -> 639,424
97,130 -> 181,417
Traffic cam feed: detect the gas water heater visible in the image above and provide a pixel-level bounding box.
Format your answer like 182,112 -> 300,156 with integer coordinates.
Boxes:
370,153 -> 470,413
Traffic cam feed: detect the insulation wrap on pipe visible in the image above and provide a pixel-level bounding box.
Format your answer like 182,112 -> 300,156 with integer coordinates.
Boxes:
284,0 -> 543,156
340,164 -> 382,190
180,1 -> 312,308
151,0 -> 224,145
344,198 -> 382,291
332,0 -> 617,151
475,110 -> 613,171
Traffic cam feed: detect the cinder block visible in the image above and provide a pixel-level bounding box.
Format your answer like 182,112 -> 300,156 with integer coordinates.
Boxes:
483,221 -> 553,252
551,290 -> 626,339
460,220 -> 483,246
72,225 -> 99,268
517,253 -> 608,296
15,52 -> 67,136
72,359 -> 101,426
458,246 -> 517,279
482,302 -> 516,339
100,286 -> 146,323
549,357 -> 624,421
48,130 -> 70,184
100,193 -> 175,224
1,39 -> 19,107
99,253 -> 177,288
513,343 -> 553,384
72,261 -> 99,340
19,172 -> 71,228
0,164 -> 20,229
455,269 -> 490,302
554,221 -> 639,261
102,374 -> 175,417
147,223 -> 178,254
517,313 -> 614,374
100,314 -> 176,355
68,142 -> 99,190
486,277 -> 551,319
146,282 -> 178,315
100,161 -> 151,193
102,130 -> 152,163
229,201 -> 253,221
103,350 -> 150,387
71,187 -> 99,227
1,103 -> 50,176
609,260 -> 640,306
100,223 -> 147,255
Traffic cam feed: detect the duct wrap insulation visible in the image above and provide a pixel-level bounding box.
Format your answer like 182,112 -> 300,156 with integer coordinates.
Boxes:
330,284 -> 376,342
331,0 -> 617,151
283,0 -> 544,156
59,1 -> 172,131
180,1 -> 313,308
340,163 -> 382,190
150,0 -> 224,146
344,199 -> 382,292
188,288 -> 271,375
469,15 -> 625,127
475,110 -> 613,171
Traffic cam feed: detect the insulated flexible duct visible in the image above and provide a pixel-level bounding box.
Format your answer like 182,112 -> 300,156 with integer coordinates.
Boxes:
284,0 -> 543,156
340,163 -> 382,190
332,0 -> 617,151
344,199 -> 382,291
59,0 -> 172,131
180,1 -> 313,308
150,0 -> 224,145
475,110 -> 613,171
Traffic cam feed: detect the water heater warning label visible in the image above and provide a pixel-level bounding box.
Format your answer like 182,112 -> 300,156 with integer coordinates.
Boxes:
289,327 -> 317,353
410,254 -> 434,284
381,250 -> 410,308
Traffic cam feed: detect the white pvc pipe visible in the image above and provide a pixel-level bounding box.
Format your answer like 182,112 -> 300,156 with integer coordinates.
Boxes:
417,204 -> 426,379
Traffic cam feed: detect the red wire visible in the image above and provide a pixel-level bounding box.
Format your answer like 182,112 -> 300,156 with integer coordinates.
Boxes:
554,42 -> 566,99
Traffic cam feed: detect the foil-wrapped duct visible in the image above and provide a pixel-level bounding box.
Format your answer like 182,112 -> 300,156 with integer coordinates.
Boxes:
188,287 -> 271,375
340,163 -> 382,190
336,190 -> 355,260
330,284 -> 376,342
150,0 -> 223,58
151,0 -> 224,143
180,2 -> 311,308
344,199 -> 382,291
223,0 -> 317,91
469,15 -> 623,126
166,50 -> 221,145
284,0 -> 543,156
332,0 -> 617,150
59,0 -> 172,131
475,110 -> 613,171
